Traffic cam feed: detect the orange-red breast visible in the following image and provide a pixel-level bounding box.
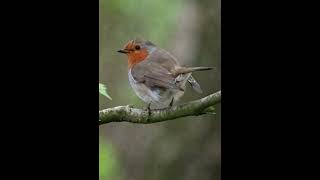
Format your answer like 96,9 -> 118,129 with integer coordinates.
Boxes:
117,38 -> 213,109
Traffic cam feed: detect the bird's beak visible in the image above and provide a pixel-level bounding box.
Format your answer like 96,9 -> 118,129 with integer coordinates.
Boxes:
117,49 -> 129,54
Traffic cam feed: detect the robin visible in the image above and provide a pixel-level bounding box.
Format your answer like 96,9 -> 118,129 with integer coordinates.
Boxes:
117,38 -> 214,110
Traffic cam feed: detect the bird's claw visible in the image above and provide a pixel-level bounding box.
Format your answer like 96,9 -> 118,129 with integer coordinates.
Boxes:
144,103 -> 152,116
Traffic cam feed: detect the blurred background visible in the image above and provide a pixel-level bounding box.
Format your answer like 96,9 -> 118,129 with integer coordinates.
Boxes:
99,0 -> 220,179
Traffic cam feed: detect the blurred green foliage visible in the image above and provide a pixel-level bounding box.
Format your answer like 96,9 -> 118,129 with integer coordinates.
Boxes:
99,0 -> 182,47
99,137 -> 118,180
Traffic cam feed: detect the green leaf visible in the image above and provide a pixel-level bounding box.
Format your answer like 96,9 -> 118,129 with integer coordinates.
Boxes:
99,83 -> 112,100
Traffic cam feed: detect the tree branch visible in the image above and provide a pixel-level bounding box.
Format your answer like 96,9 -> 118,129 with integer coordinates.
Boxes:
99,90 -> 221,125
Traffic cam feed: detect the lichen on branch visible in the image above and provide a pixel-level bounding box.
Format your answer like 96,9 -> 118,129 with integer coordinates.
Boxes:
99,90 -> 221,125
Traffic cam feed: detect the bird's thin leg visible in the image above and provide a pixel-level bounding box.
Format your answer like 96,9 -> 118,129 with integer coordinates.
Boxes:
169,97 -> 174,107
145,102 -> 152,116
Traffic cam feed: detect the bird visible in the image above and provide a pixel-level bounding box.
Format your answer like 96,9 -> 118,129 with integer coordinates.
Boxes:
117,38 -> 214,110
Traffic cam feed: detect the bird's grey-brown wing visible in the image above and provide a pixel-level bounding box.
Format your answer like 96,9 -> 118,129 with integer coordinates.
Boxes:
145,47 -> 181,72
145,47 -> 204,94
131,60 -> 181,90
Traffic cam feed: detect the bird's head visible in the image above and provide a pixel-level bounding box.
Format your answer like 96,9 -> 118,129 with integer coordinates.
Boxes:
117,38 -> 156,69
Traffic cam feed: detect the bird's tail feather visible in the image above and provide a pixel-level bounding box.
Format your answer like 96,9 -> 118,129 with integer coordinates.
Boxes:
188,75 -> 203,94
175,66 -> 215,93
175,66 -> 214,75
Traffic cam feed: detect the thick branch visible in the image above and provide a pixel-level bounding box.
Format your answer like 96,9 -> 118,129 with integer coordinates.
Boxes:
99,90 -> 221,125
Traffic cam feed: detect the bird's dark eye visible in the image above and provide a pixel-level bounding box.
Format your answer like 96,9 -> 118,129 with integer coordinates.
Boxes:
135,45 -> 141,50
